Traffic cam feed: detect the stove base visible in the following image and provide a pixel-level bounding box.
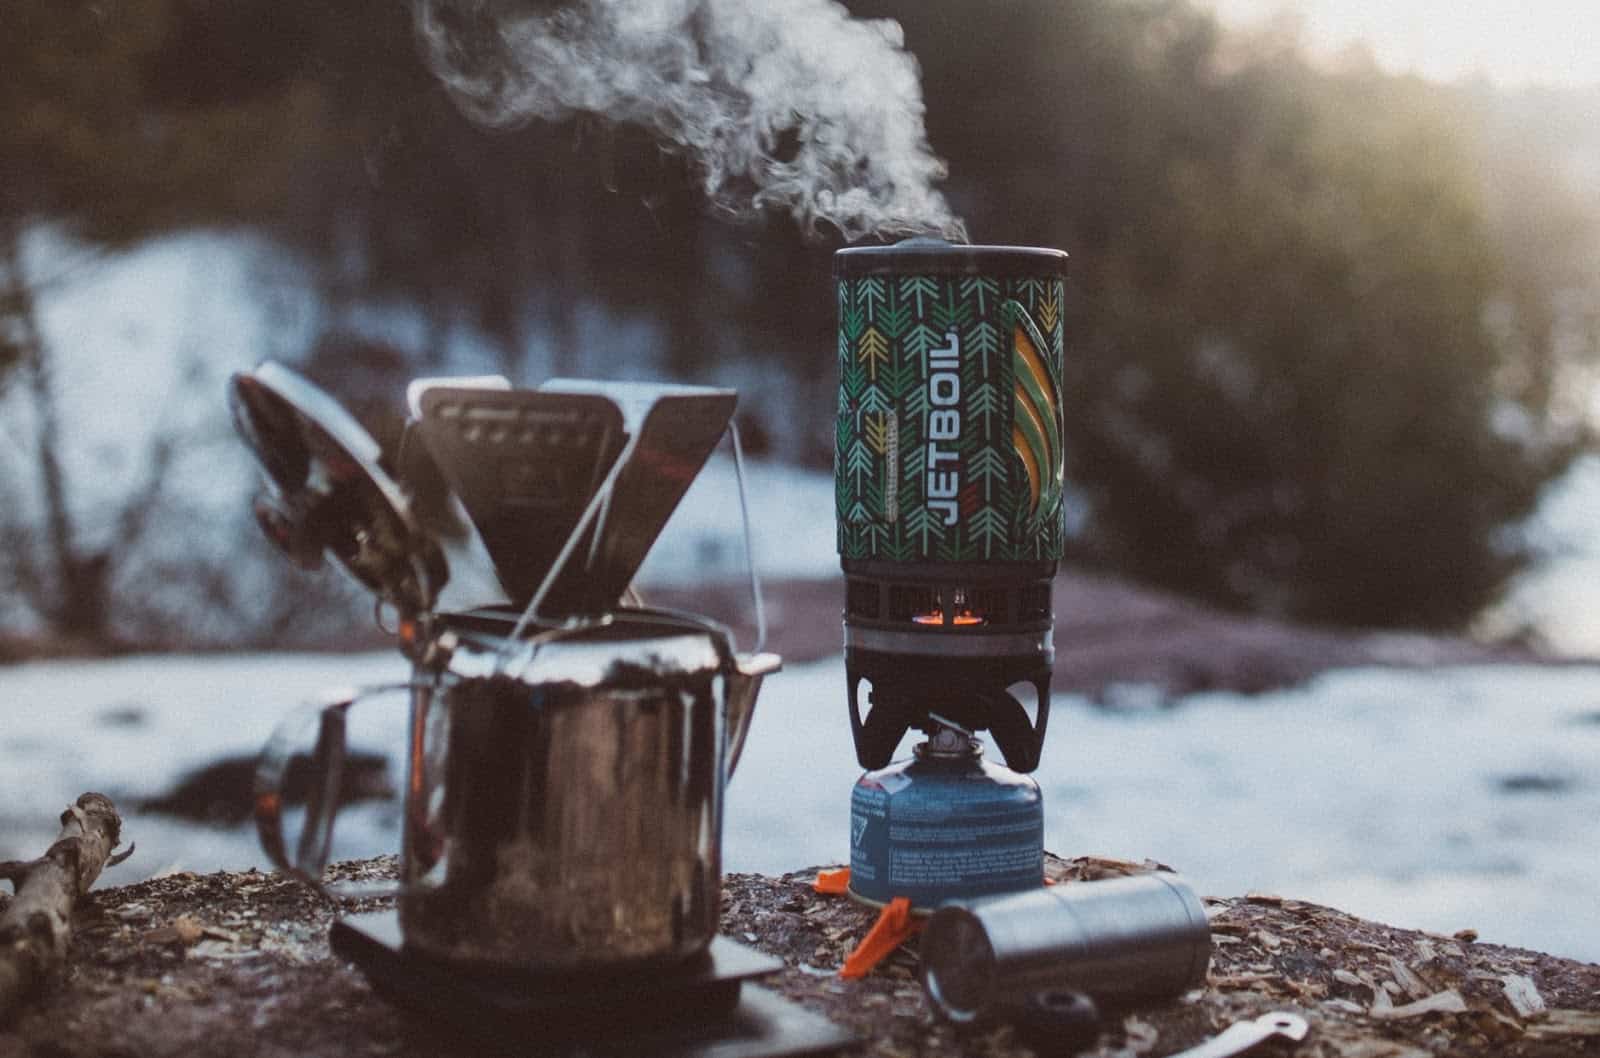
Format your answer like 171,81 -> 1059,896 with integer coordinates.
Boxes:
331,911 -> 855,1058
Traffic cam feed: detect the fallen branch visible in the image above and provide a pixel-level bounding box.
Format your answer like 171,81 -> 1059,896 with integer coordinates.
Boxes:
0,793 -> 132,1024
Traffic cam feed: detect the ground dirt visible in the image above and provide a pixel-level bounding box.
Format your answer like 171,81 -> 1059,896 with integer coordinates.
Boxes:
1,855 -> 1595,1058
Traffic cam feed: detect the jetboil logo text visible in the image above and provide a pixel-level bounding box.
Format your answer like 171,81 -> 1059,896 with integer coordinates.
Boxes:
925,329 -> 963,526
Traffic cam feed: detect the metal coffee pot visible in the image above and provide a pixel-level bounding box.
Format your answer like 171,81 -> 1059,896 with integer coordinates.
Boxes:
232,362 -> 778,971
257,607 -> 777,969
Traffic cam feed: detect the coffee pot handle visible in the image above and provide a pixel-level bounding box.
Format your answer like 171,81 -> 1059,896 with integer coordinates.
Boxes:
253,684 -> 412,896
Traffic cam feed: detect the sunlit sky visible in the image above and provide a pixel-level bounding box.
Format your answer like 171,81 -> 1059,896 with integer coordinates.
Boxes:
1199,0 -> 1600,87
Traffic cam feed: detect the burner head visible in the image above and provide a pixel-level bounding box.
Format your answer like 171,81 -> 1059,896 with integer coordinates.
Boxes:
843,559 -> 1053,771
834,241 -> 1068,772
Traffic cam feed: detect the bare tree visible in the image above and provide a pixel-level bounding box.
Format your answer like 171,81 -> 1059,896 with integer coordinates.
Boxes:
0,221 -> 116,642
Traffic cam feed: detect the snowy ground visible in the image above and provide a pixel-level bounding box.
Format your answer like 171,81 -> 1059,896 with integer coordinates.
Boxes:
1484,454 -> 1600,655
3,650 -> 1598,964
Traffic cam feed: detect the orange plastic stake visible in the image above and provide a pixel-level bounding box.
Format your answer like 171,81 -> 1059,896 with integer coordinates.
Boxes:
812,867 -> 851,896
840,897 -> 923,980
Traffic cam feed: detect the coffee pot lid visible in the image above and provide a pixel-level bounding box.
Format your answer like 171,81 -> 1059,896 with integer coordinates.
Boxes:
450,612 -> 731,688
229,361 -> 443,618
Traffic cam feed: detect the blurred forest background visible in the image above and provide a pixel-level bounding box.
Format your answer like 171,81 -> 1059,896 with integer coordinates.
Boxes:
2,0 -> 1598,650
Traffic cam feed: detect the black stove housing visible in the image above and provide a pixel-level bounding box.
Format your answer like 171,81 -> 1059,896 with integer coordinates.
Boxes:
844,557 -> 1053,772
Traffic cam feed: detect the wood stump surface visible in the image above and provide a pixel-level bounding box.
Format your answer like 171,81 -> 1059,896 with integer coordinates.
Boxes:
0,855 -> 1596,1058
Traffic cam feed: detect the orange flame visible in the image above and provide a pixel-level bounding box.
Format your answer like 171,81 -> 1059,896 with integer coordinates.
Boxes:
912,611 -> 985,626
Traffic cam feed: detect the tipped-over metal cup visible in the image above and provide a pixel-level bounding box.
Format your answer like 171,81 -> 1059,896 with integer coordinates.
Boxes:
920,873 -> 1211,1023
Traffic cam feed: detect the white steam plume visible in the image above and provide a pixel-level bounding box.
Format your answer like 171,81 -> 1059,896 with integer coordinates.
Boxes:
413,0 -> 967,241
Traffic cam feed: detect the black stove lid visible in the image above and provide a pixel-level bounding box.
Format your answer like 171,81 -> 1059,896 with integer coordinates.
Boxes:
834,237 -> 1068,278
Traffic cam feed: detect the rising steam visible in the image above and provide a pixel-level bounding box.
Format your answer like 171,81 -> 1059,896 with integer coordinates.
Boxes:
413,0 -> 967,241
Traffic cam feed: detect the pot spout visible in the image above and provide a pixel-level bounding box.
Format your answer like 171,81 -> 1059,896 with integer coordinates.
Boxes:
725,651 -> 781,779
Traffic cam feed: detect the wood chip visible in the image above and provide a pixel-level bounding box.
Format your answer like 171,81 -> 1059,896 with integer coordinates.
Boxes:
1500,974 -> 1546,1019
1468,1007 -> 1528,1043
1388,956 -> 1430,1000
1255,929 -> 1283,952
1245,891 -> 1284,905
1333,969 -> 1367,989
1286,978 -> 1328,1000
1452,928 -> 1478,943
1370,989 -> 1468,1020
1333,1040 -> 1432,1058
1414,939 -> 1437,962
1121,1015 -> 1160,1055
1325,998 -> 1366,1014
190,940 -> 261,962
1210,973 -> 1279,988
143,915 -> 204,948
1525,1009 -> 1600,1038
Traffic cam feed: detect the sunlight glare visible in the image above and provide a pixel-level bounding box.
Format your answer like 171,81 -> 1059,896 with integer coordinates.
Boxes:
1202,0 -> 1600,87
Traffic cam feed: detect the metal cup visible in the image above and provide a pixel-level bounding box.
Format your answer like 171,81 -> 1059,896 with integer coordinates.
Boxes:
919,873 -> 1212,1022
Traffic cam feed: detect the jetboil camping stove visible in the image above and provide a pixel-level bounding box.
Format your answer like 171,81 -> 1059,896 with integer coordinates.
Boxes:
835,239 -> 1068,910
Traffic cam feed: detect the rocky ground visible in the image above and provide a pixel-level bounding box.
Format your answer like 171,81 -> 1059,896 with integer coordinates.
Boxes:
1,855 -> 1596,1058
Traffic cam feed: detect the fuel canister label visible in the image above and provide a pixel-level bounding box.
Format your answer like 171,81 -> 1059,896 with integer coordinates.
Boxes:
836,273 -> 1066,562
850,784 -> 889,884
849,778 -> 1044,906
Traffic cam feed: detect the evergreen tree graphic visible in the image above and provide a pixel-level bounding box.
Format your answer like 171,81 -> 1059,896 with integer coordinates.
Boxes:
899,275 -> 939,316
967,320 -> 1000,375
960,275 -> 1000,316
857,276 -> 886,321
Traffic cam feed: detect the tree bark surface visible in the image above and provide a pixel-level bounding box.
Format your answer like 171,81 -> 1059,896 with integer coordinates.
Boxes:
0,793 -> 127,1024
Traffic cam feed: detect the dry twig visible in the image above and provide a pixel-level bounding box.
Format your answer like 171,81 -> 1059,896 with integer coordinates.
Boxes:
0,793 -> 132,1024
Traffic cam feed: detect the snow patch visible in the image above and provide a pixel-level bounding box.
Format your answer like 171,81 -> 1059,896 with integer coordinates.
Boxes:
6,652 -> 1598,963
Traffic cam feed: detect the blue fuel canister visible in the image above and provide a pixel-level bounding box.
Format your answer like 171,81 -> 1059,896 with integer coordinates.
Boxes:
848,729 -> 1043,911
